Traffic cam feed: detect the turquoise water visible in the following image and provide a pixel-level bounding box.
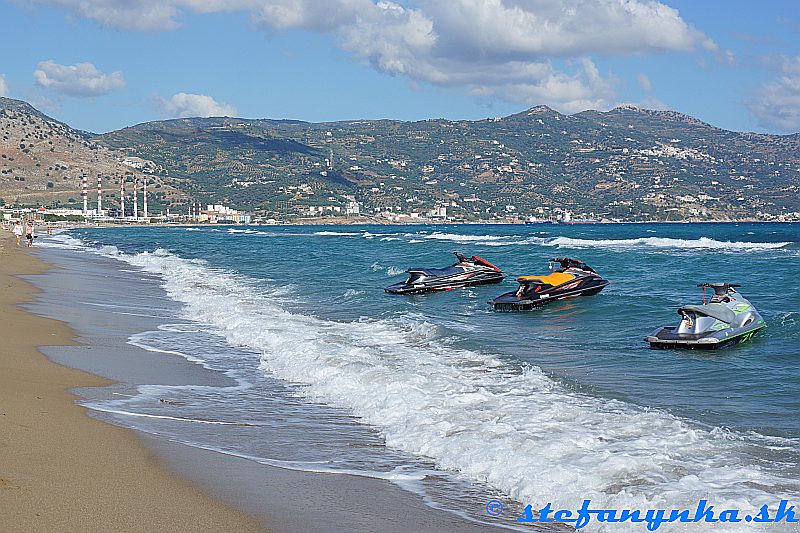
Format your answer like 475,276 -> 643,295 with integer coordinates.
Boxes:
47,222 -> 800,528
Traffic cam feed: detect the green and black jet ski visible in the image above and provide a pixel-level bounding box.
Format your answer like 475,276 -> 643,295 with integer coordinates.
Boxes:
645,283 -> 766,349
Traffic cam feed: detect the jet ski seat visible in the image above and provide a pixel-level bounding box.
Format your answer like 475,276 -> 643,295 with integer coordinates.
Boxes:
408,265 -> 462,277
679,304 -> 736,324
517,272 -> 575,286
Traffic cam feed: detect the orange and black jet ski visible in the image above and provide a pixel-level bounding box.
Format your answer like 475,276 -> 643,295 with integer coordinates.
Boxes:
385,252 -> 504,294
490,257 -> 609,310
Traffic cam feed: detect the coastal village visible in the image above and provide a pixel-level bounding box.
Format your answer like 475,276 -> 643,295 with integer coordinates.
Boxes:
2,97 -> 800,225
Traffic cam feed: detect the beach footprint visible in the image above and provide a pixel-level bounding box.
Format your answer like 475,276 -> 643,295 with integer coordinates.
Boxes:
0,478 -> 20,490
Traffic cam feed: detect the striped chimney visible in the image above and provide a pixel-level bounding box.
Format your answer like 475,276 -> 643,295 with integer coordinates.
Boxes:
133,177 -> 139,219
82,174 -> 88,214
143,179 -> 148,219
120,176 -> 125,218
97,175 -> 103,214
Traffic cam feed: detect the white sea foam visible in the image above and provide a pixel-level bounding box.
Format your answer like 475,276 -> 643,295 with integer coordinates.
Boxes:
107,247 -> 798,532
371,263 -> 406,276
36,233 -> 87,250
546,236 -> 791,251
181,441 -> 430,484
313,230 -> 362,236
88,406 -> 255,425
381,231 -> 792,252
343,289 -> 365,298
375,232 -> 792,253
423,232 -> 515,244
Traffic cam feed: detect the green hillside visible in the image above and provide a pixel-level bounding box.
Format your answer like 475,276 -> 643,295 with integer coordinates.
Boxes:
96,105 -> 800,221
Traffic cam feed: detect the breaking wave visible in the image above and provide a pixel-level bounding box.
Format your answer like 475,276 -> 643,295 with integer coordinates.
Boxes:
547,236 -> 791,251
98,245 -> 799,531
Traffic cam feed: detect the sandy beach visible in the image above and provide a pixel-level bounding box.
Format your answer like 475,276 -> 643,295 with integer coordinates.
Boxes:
0,232 -> 265,532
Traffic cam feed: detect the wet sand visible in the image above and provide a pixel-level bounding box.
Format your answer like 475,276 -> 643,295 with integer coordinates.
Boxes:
4,231 -> 521,533
0,232 -> 265,532
24,234 -> 519,533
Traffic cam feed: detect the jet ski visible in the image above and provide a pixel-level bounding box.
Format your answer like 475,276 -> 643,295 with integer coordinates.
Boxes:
384,252 -> 504,294
645,283 -> 766,349
489,257 -> 609,310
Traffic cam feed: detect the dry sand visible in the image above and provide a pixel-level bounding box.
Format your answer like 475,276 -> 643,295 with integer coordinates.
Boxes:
0,232 -> 265,532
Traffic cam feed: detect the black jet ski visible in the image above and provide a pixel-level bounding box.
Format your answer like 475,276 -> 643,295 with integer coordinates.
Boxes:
489,257 -> 609,310
645,283 -> 766,349
385,252 -> 504,294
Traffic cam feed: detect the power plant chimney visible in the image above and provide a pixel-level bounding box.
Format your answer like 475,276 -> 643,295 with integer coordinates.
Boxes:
97,174 -> 103,214
82,174 -> 88,214
119,176 -> 125,218
133,176 -> 139,219
143,179 -> 148,219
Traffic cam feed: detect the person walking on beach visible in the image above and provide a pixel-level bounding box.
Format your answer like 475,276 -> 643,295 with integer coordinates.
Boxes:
13,221 -> 24,246
25,222 -> 35,247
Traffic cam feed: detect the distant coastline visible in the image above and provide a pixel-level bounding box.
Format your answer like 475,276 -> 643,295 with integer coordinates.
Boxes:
36,217 -> 800,229
3,96 -> 799,227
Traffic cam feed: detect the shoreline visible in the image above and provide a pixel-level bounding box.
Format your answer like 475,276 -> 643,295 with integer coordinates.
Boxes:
11,219 -> 799,232
14,233 -> 519,533
0,232 -> 266,532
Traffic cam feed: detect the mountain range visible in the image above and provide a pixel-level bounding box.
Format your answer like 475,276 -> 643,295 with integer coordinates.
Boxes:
2,96 -> 798,221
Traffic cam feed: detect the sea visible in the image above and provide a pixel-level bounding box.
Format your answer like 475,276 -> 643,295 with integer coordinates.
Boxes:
37,222 -> 800,531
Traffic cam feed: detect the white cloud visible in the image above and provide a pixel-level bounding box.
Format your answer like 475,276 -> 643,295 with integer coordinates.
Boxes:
23,0 -> 185,31
746,56 -> 800,133
26,94 -> 63,114
333,2 -> 626,111
413,0 -> 714,57
249,0 -> 371,32
0,74 -> 8,97
615,97 -> 669,111
637,73 -> 653,93
24,0 -> 715,113
34,60 -> 126,97
158,92 -> 237,117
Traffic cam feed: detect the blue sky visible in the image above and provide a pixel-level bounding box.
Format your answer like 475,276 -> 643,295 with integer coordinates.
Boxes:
1,0 -> 798,134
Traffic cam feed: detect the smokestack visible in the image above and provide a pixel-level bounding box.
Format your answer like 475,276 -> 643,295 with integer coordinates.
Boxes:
97,175 -> 103,214
119,176 -> 125,218
133,176 -> 139,219
82,174 -> 88,214
143,179 -> 148,219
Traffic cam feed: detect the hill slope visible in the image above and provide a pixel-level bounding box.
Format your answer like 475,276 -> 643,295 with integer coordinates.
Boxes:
3,97 -> 798,220
0,97 -> 186,211
97,105 -> 800,221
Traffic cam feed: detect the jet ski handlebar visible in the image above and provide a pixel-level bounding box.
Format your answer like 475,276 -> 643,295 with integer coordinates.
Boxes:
697,282 -> 741,296
550,257 -> 597,273
453,252 -> 502,272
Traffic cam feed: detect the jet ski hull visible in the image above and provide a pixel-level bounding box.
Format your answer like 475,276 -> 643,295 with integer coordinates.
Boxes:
490,278 -> 609,310
645,284 -> 766,349
646,322 -> 765,349
385,271 -> 504,294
